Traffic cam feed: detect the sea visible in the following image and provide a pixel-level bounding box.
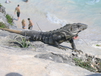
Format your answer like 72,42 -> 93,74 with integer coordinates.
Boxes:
1,0 -> 101,48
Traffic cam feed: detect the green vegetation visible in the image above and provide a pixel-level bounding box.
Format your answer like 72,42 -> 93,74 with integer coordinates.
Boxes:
73,58 -> 96,72
6,14 -> 13,25
12,36 -> 30,48
96,44 -> 101,46
0,3 -> 2,7
0,22 -> 7,28
96,59 -> 101,72
10,36 -> 35,49
99,62 -> 101,71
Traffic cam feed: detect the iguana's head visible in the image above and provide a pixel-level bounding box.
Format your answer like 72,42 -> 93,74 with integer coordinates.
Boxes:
69,23 -> 87,35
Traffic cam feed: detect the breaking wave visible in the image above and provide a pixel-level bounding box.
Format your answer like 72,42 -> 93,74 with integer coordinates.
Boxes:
86,0 -> 100,5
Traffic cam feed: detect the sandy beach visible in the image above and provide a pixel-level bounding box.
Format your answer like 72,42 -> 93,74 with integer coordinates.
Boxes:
0,0 -> 101,76
1,0 -> 62,31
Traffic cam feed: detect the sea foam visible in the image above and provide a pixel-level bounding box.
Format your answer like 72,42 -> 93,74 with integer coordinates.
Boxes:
46,12 -> 68,26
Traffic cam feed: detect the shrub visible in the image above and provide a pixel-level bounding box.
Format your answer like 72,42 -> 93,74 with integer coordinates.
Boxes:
6,14 -> 13,25
0,22 -> 7,28
0,3 -> 2,7
73,58 -> 96,72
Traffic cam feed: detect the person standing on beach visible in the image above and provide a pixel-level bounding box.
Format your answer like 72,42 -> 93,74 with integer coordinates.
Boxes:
5,0 -> 11,3
26,0 -> 28,2
14,5 -> 20,21
28,18 -> 33,30
21,19 -> 26,29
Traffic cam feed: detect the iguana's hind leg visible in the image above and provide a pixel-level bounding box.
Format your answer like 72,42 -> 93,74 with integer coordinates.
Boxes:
54,41 -> 67,50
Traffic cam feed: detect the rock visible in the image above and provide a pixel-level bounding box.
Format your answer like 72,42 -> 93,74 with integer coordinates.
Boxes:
0,47 -> 99,76
0,4 -> 101,76
0,4 -> 6,15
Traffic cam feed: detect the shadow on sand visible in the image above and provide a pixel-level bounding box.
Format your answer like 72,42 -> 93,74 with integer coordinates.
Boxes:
12,17 -> 18,21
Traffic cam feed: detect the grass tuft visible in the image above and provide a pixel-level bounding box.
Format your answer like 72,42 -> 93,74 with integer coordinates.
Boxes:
12,36 -> 30,48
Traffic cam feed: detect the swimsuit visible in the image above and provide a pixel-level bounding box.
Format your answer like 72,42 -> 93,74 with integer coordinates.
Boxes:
28,25 -> 33,30
17,12 -> 20,17
22,26 -> 25,29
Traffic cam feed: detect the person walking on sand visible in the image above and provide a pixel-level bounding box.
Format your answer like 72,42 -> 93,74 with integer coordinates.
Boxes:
21,19 -> 26,29
26,0 -> 28,2
14,5 -> 20,21
5,0 -> 11,3
28,18 -> 33,30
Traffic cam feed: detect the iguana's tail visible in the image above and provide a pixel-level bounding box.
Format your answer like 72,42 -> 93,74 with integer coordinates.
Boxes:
0,28 -> 21,34
0,28 -> 40,36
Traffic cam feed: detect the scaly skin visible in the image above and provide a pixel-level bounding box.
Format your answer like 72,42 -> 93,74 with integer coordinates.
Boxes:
0,23 -> 87,53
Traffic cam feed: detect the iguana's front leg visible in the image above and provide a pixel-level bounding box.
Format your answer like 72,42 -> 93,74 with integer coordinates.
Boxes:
68,38 -> 83,54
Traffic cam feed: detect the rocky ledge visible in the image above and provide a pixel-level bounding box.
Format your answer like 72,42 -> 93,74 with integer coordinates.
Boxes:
0,4 -> 101,76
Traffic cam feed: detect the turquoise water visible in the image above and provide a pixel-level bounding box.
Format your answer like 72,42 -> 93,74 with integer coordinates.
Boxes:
1,0 -> 101,41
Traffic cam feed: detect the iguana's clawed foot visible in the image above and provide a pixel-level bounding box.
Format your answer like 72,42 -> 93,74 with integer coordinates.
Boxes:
72,49 -> 83,54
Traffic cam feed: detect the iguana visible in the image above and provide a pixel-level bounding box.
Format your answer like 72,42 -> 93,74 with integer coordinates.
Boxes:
0,23 -> 87,53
